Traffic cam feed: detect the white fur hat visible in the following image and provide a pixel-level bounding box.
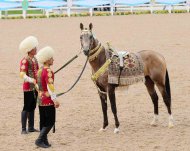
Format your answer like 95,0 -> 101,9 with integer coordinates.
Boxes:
36,46 -> 54,64
19,36 -> 38,54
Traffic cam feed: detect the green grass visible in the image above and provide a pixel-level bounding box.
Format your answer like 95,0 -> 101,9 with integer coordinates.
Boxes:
2,9 -> 43,15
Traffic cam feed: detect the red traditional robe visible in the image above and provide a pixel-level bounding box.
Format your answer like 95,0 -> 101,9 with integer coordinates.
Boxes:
20,56 -> 39,91
37,67 -> 55,106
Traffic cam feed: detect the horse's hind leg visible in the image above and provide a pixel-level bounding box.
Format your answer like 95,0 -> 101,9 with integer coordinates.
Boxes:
145,76 -> 159,126
99,92 -> 108,132
108,84 -> 120,133
156,83 -> 174,128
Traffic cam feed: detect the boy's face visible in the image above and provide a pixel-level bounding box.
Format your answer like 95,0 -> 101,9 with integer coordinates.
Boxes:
28,47 -> 37,56
46,57 -> 54,66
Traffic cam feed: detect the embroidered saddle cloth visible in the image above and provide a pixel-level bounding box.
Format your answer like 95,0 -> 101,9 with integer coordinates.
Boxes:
108,51 -> 144,86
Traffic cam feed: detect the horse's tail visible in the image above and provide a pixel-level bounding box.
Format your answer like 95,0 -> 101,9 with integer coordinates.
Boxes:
165,69 -> 171,98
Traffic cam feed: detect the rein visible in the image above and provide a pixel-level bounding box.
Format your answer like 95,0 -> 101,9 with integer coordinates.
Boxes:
54,50 -> 81,75
56,56 -> 89,97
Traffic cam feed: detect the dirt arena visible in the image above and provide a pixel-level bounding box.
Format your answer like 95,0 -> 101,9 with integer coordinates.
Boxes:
0,14 -> 190,151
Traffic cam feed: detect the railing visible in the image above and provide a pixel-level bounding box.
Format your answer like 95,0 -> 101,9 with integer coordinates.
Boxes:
0,0 -> 189,19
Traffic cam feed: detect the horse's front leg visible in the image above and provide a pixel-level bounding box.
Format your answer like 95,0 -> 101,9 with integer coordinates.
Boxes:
99,92 -> 108,132
108,84 -> 120,133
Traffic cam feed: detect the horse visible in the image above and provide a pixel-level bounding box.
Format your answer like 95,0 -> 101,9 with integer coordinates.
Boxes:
79,23 -> 174,133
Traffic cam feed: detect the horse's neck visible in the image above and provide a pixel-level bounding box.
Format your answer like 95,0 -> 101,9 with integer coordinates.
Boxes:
89,38 -> 106,73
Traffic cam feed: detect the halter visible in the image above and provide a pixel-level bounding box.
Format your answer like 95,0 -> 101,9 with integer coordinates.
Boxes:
81,29 -> 103,61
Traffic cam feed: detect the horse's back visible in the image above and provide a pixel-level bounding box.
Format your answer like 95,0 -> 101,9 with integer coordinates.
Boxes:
138,50 -> 167,84
138,50 -> 165,61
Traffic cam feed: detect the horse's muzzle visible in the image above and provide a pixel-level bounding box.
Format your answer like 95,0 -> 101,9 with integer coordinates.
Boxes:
83,49 -> 89,56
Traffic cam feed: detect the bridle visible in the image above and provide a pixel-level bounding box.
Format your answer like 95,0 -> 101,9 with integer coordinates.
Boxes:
80,29 -> 94,54
80,29 -> 103,61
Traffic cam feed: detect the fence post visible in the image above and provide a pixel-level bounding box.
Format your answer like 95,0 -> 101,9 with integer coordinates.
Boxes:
187,0 -> 190,13
111,6 -> 114,15
67,0 -> 71,17
45,10 -> 49,18
150,0 -> 154,14
23,10 -> 26,19
5,10 -> 8,17
130,6 -> 133,14
89,8 -> 93,16
168,5 -> 172,13
22,0 -> 28,19
110,0 -> 114,16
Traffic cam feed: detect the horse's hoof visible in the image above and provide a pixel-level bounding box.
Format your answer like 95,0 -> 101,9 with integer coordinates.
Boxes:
168,122 -> 174,128
150,118 -> 158,126
99,128 -> 106,132
150,120 -> 158,126
168,115 -> 174,128
114,128 -> 119,134
150,115 -> 158,126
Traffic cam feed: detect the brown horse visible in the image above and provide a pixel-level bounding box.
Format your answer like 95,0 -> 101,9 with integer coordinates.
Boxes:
80,23 -> 174,133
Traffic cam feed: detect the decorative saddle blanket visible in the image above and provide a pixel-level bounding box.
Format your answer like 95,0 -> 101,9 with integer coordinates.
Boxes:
108,51 -> 144,86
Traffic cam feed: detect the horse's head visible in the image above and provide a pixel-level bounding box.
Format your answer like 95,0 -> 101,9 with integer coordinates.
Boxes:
80,23 -> 94,56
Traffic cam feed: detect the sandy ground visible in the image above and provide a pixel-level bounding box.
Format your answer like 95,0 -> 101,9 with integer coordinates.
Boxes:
0,14 -> 190,151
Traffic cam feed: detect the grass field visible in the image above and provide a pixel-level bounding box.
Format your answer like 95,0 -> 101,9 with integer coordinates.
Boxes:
1,9 -> 43,15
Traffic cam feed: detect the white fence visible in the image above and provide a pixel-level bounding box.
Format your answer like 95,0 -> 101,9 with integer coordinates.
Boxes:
0,0 -> 190,18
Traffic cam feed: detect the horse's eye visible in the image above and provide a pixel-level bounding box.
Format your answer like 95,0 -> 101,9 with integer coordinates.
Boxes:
80,36 -> 82,40
90,35 -> 93,39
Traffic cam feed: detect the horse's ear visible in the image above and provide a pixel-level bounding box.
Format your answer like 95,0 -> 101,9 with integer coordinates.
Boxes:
80,23 -> 84,30
89,23 -> 93,31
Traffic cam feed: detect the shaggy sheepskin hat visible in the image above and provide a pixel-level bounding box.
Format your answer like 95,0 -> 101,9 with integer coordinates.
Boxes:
36,46 -> 54,64
19,36 -> 38,54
